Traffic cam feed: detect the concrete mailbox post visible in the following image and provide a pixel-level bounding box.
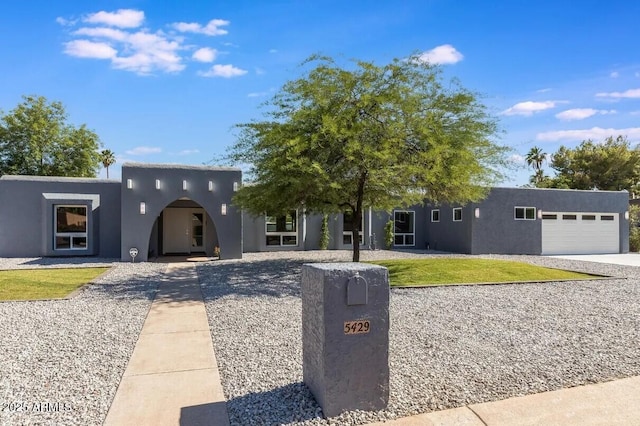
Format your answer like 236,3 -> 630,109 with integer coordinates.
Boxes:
301,263 -> 389,418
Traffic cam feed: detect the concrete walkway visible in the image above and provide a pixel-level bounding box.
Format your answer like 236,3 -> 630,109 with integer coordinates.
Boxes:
103,260 -> 640,425
369,376 -> 640,425
104,263 -> 229,426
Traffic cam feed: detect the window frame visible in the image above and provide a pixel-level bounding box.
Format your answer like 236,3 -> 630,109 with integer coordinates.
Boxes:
514,206 -> 537,221
431,209 -> 440,223
393,210 -> 415,247
342,211 -> 365,246
453,207 -> 463,222
54,205 -> 88,251
265,210 -> 298,247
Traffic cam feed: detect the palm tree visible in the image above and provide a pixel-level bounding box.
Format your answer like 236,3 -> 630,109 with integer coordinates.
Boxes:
100,149 -> 116,179
525,146 -> 547,185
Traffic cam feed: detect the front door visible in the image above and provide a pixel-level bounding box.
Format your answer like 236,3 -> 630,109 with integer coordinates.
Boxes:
163,208 -> 206,254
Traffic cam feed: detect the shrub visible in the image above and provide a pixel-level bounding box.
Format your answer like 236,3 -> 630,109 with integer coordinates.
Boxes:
630,205 -> 640,252
319,214 -> 330,250
384,220 -> 394,249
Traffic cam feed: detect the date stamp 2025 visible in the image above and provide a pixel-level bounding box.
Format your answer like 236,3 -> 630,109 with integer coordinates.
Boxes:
2,401 -> 72,413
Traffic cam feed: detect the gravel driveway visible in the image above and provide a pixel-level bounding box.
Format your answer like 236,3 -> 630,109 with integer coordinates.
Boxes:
0,259 -> 166,426
198,250 -> 640,425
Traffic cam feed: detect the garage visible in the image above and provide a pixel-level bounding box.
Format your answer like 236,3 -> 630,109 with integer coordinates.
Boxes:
541,212 -> 619,255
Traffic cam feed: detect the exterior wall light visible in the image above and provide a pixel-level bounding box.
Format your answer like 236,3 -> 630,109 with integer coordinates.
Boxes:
127,179 -> 133,189
625,211 -> 630,220
155,179 -> 161,190
538,209 -> 543,219
233,181 -> 239,192
182,180 -> 188,190
208,181 -> 214,191
140,202 -> 146,215
474,208 -> 480,218
221,204 -> 227,216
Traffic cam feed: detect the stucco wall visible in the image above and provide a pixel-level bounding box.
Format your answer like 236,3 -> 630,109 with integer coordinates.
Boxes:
120,163 -> 242,261
0,176 -> 121,257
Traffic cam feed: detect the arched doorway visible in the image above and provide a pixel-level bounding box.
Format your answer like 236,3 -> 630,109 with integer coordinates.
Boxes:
148,198 -> 219,258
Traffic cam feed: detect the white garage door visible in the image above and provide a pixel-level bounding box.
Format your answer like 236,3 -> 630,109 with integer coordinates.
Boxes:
541,212 -> 619,255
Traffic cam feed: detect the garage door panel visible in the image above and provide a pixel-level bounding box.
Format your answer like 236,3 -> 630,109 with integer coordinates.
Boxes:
541,212 -> 618,255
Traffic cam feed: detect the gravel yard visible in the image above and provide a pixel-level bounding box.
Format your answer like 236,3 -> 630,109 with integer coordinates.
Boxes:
0,258 -> 165,426
198,250 -> 640,425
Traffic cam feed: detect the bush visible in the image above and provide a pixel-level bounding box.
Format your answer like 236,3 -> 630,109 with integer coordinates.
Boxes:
630,205 -> 640,252
384,220 -> 394,249
319,214 -> 330,250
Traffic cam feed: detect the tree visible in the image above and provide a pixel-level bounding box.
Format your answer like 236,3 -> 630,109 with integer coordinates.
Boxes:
0,95 -> 101,177
525,146 -> 548,185
100,149 -> 116,178
544,136 -> 640,193
228,55 -> 508,261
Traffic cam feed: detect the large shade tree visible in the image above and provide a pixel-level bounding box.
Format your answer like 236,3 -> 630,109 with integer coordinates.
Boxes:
539,136 -> 640,193
228,55 -> 509,261
0,95 -> 102,177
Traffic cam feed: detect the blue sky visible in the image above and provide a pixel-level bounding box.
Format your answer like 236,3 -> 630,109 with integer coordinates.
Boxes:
1,1 -> 639,185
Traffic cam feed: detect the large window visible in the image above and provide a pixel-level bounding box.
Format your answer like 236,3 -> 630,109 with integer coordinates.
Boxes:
265,210 -> 298,246
515,206 -> 536,220
431,209 -> 440,222
394,210 -> 415,246
55,206 -> 88,250
343,211 -> 364,245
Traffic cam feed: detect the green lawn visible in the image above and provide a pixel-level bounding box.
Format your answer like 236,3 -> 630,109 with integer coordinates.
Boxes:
0,267 -> 109,301
367,258 -> 597,287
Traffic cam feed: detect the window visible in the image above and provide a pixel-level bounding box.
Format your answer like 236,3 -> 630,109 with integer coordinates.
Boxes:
542,214 -> 557,220
562,214 -> 577,220
55,206 -> 88,250
265,211 -> 297,246
343,211 -> 364,245
431,209 -> 440,222
515,207 -> 536,220
453,208 -> 462,222
582,215 -> 596,221
601,215 -> 615,221
394,210 -> 415,246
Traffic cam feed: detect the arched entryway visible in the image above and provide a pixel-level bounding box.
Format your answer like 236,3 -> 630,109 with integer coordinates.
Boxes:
148,198 -> 219,258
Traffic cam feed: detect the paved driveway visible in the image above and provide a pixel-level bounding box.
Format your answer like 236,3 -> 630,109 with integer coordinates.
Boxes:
551,253 -> 640,267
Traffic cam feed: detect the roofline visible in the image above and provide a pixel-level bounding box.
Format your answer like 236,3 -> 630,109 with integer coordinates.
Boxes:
122,162 -> 241,172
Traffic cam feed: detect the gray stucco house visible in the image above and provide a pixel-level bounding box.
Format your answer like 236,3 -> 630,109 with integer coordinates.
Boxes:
0,163 -> 630,260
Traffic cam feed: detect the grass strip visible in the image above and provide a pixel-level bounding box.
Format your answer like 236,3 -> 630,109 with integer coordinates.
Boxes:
0,267 -> 109,301
367,258 -> 597,287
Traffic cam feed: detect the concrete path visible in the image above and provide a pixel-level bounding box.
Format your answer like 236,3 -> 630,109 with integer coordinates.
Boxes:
104,263 -> 229,426
368,375 -> 640,426
551,253 -> 640,267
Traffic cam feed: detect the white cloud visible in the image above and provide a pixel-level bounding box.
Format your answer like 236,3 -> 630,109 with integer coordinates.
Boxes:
248,91 -> 268,98
537,127 -> 640,142
255,67 -> 265,75
74,27 -> 128,41
64,40 -> 117,59
555,108 -> 617,121
198,64 -> 247,78
610,71 -> 619,78
536,88 -> 552,93
596,88 -> 640,99
509,154 -> 525,164
178,149 -> 200,155
192,47 -> 217,63
172,19 -> 229,36
416,44 -> 463,65
501,101 -> 560,116
56,17 -> 77,26
125,146 -> 162,155
84,9 -> 144,28
60,10 -> 234,75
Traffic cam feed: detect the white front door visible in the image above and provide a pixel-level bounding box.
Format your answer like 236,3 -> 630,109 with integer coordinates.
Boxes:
163,208 -> 206,254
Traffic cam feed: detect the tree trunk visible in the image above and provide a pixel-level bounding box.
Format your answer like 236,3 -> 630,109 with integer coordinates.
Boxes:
352,171 -> 367,262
